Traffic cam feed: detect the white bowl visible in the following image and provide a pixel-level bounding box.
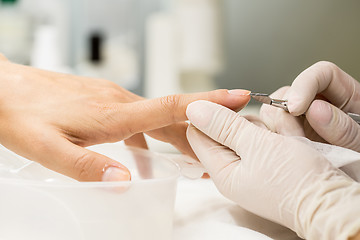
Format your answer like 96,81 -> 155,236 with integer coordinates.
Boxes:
0,144 -> 179,240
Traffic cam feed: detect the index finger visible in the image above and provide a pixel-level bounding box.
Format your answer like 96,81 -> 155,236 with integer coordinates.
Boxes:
122,89 -> 251,137
287,61 -> 360,116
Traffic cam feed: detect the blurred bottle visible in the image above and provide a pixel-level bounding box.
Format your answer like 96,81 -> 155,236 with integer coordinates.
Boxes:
175,0 -> 223,92
77,32 -> 106,79
145,0 -> 223,97
31,23 -> 71,73
0,0 -> 32,64
145,13 -> 180,99
104,35 -> 139,90
77,32 -> 139,90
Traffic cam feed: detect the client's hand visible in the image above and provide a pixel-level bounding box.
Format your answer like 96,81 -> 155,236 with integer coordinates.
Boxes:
0,54 -> 250,181
187,100 -> 360,240
260,61 -> 360,152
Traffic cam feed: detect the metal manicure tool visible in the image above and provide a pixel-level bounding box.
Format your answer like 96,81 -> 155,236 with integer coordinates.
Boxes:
250,92 -> 360,125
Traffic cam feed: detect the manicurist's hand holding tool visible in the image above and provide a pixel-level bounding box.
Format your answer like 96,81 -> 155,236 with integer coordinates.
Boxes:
250,92 -> 360,125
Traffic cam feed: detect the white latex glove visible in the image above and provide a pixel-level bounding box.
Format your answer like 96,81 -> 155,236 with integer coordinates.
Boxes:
260,61 -> 360,152
186,100 -> 360,240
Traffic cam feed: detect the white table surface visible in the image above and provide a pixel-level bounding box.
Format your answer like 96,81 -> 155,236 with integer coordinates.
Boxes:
173,177 -> 302,240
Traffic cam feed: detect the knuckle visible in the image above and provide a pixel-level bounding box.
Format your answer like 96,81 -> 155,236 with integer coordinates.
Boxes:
96,78 -> 118,87
73,152 -> 96,180
313,60 -> 337,69
217,111 -> 245,145
311,61 -> 338,77
159,94 -> 181,115
105,80 -> 119,88
101,87 -> 122,100
94,101 -> 119,114
299,61 -> 339,87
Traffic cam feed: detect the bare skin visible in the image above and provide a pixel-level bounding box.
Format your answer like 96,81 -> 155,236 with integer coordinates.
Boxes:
350,233 -> 360,240
0,53 -> 250,181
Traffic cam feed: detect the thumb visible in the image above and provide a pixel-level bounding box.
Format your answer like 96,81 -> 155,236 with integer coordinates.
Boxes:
36,138 -> 131,182
186,100 -> 277,161
306,100 -> 360,152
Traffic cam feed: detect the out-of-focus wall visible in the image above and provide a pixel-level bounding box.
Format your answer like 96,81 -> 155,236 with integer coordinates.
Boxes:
217,0 -> 360,95
20,0 -> 71,66
3,0 -> 165,95
2,0 -> 359,99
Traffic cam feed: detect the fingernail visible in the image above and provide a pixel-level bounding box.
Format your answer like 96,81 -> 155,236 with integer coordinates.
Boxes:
102,166 -> 131,182
227,89 -> 251,96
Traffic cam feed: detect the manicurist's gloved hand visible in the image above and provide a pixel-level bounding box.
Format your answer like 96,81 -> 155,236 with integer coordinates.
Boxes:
0,54 -> 250,181
260,61 -> 360,152
186,100 -> 360,240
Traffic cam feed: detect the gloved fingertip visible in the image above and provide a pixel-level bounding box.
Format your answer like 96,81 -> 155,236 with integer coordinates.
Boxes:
307,100 -> 333,125
287,93 -> 305,116
186,100 -> 216,130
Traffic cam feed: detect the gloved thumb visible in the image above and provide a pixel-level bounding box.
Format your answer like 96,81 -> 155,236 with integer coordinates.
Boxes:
186,124 -> 240,183
306,99 -> 360,152
186,100 -> 276,160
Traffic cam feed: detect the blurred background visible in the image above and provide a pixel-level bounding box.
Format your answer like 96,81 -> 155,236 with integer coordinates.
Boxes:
1,0 -> 360,105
